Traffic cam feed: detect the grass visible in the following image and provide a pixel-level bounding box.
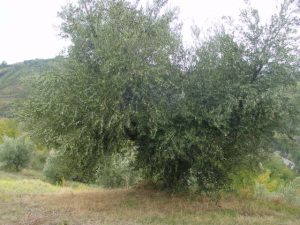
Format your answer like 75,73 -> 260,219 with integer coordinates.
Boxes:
0,170 -> 300,225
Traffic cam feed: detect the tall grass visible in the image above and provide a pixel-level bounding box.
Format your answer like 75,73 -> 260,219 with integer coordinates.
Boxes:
255,176 -> 300,206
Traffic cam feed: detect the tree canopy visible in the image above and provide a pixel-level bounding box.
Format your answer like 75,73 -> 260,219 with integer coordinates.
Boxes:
19,0 -> 300,192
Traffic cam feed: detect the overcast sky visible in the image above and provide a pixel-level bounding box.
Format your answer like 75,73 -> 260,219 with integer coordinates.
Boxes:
0,0 -> 280,64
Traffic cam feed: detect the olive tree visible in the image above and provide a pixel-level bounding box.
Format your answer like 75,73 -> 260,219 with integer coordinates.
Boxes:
20,0 -> 299,192
0,136 -> 33,171
20,0 -> 182,182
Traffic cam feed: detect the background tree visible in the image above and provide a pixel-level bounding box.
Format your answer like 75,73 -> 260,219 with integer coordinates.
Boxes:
0,61 -> 7,67
0,136 -> 33,171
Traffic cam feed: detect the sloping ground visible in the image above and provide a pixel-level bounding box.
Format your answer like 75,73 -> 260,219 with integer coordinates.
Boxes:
1,171 -> 300,225
0,59 -> 55,117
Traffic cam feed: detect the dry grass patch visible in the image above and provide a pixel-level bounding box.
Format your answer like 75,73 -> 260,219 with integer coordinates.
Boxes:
1,171 -> 300,225
26,187 -> 300,225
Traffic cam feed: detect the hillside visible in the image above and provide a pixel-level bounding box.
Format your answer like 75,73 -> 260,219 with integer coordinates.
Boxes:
0,59 -> 55,117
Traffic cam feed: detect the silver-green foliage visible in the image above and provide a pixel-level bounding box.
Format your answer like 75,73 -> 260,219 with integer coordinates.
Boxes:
19,0 -> 300,191
43,149 -> 97,184
21,0 -> 182,184
0,136 -> 33,171
96,145 -> 141,187
43,150 -> 71,184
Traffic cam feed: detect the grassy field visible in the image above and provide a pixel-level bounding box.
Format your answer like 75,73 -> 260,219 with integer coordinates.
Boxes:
1,170 -> 300,225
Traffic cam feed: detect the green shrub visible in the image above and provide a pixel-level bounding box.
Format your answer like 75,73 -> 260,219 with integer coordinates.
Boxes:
265,155 -> 296,182
229,168 -> 258,197
255,183 -> 280,200
29,150 -> 48,171
0,119 -> 20,143
278,177 -> 300,205
43,150 -> 95,184
272,135 -> 300,172
256,155 -> 296,192
43,150 -> 73,184
96,148 -> 141,188
255,176 -> 300,206
0,136 -> 33,171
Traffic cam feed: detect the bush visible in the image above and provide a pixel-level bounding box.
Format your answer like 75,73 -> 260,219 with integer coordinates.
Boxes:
96,147 -> 141,188
0,136 -> 33,171
278,177 -> 300,205
229,168 -> 258,197
43,150 -> 95,184
255,176 -> 300,206
255,156 -> 300,205
0,119 -> 20,143
44,147 -> 141,187
256,155 -> 296,192
29,150 -> 48,171
265,155 -> 296,182
43,150 -> 74,184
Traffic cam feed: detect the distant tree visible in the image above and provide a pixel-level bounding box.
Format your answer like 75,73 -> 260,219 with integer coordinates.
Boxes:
0,136 -> 33,171
20,0 -> 300,192
0,61 -> 7,67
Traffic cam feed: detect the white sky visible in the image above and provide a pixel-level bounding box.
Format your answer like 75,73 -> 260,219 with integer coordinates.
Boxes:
0,0 -> 280,64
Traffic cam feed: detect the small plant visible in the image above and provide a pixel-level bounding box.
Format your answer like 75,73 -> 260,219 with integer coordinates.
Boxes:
96,147 -> 141,188
278,177 -> 300,205
43,150 -> 72,184
0,136 -> 33,171
229,168 -> 258,198
255,176 -> 300,206
256,155 -> 296,192
29,149 -> 48,170
43,149 -> 92,184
